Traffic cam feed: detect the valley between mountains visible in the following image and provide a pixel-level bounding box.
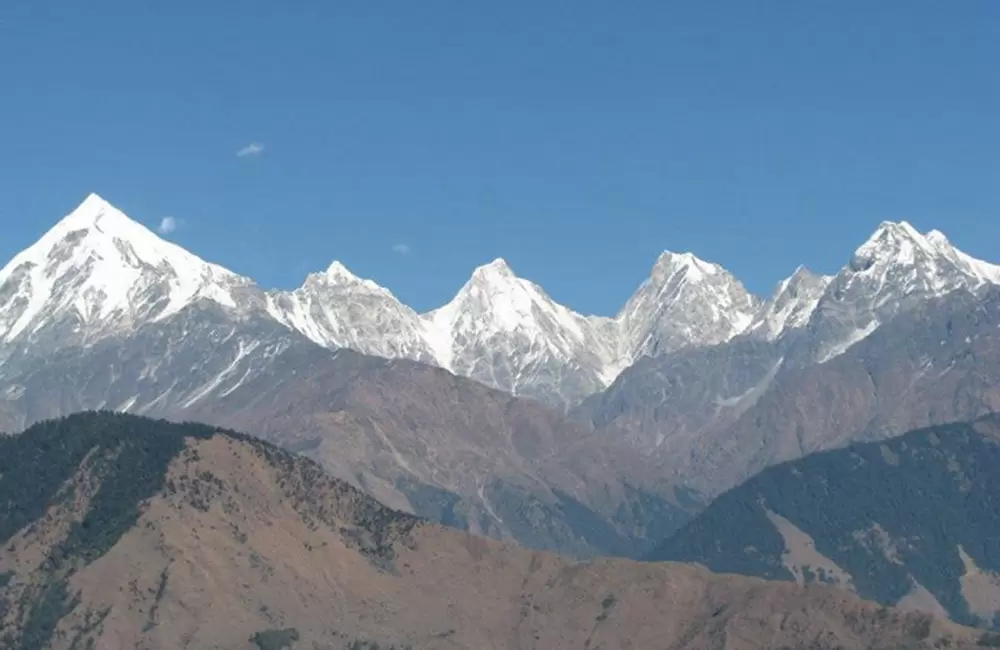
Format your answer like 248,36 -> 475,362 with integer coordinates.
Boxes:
3,194 -> 1000,644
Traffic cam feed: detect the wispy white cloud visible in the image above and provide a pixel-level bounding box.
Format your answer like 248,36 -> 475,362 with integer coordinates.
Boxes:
392,243 -> 411,255
236,142 -> 264,157
157,216 -> 179,234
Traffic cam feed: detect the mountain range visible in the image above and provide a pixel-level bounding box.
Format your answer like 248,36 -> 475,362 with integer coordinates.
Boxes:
3,193 -> 1000,556
0,193 -> 761,410
10,194 -> 998,412
0,412 -> 985,650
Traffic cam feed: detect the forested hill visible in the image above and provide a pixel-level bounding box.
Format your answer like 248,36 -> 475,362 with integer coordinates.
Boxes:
0,411 -> 984,649
649,416 -> 1000,628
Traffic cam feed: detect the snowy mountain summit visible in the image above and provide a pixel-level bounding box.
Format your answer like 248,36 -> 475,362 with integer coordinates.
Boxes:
810,220 -> 1000,362
617,251 -> 761,361
0,194 -> 254,347
3,194 -> 999,408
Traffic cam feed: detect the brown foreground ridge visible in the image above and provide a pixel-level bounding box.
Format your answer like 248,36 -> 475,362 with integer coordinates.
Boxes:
0,412 -> 988,650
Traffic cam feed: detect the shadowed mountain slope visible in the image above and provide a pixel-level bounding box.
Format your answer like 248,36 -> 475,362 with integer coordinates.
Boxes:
650,416 -> 1000,630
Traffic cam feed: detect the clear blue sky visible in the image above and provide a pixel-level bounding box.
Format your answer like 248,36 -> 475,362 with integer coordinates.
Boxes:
2,1 -> 998,314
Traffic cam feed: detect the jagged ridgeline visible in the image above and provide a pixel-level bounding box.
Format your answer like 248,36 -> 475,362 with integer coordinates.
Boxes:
650,417 -> 1000,629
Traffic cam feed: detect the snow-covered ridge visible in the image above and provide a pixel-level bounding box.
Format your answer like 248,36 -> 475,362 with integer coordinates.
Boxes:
3,195 -> 998,402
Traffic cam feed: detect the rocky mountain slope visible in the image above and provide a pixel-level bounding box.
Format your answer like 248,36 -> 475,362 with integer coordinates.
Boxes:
0,292 -> 695,558
0,412 -> 985,650
649,416 -> 1000,629
576,232 -> 1000,495
178,347 -> 698,558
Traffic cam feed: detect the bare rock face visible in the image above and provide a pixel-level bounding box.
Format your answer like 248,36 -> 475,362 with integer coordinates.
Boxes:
0,413 -> 981,650
580,286 -> 1000,496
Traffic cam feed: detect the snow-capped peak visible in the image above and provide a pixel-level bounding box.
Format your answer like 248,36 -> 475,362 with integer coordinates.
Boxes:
0,193 -> 251,345
59,192 -> 127,229
846,219 -> 998,290
471,257 -> 517,281
315,260 -> 391,294
266,259 -> 433,363
430,258 -> 580,336
813,220 -> 1000,362
749,265 -> 832,340
849,220 -> 938,272
651,250 -> 719,283
422,258 -> 619,402
324,260 -> 357,280
617,250 -> 761,361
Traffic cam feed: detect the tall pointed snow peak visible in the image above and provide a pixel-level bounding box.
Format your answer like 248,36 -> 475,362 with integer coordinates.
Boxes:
26,193 -> 154,255
617,250 -> 760,362
422,259 -> 619,404
0,195 -> 253,345
433,259 -> 579,335
58,192 -> 123,228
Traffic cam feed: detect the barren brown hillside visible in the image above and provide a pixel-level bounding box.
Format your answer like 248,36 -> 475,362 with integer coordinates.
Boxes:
0,414 -> 987,650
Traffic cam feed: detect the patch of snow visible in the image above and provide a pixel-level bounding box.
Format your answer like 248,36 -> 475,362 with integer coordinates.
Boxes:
180,339 -> 260,408
817,320 -> 880,363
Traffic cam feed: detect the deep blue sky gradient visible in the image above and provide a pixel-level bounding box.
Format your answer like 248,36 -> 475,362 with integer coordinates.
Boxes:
1,1 -> 998,313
